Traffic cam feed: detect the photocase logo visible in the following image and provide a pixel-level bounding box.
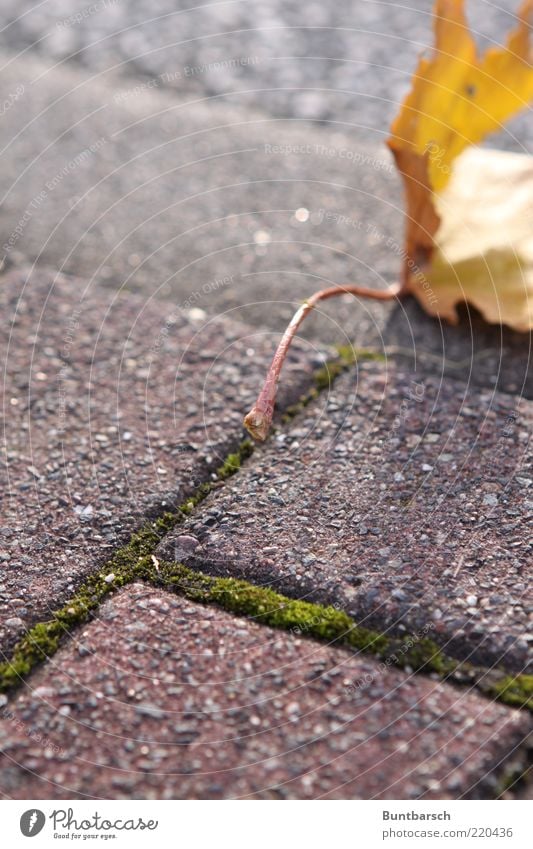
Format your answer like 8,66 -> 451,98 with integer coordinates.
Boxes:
20,809 -> 46,837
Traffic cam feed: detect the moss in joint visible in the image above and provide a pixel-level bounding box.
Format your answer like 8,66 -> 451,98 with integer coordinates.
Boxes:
488,674 -> 533,712
312,345 -> 384,393
3,543 -> 533,719
179,439 -> 254,514
335,345 -> 386,365
150,560 -> 387,651
0,344 -> 385,693
494,763 -> 532,799
147,561 -> 533,715
0,438 -> 255,694
216,440 -> 254,479
0,546 -> 155,693
2,410 -> 531,722
150,561 -> 457,675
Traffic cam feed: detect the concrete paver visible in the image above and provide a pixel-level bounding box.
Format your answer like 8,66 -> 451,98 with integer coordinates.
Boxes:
0,583 -> 529,800
158,361 -> 533,673
0,53 -> 400,350
384,299 -> 533,400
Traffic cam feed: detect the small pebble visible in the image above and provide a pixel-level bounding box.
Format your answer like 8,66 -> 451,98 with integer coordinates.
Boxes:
173,535 -> 200,558
74,505 -> 93,520
5,617 -> 24,629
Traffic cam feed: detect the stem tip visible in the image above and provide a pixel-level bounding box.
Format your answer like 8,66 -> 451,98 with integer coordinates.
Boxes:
243,406 -> 272,442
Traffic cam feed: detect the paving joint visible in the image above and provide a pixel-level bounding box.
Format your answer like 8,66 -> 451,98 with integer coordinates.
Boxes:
145,560 -> 533,715
0,345 -> 361,692
0,439 -> 253,693
3,546 -> 532,716
1,347 -> 531,723
280,345 -> 385,425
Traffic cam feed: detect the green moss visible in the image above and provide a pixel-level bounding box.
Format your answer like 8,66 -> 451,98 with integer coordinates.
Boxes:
313,361 -> 346,391
3,551 -> 532,717
335,345 -> 386,364
150,561 -> 457,675
0,559 -> 147,692
312,345 -> 382,392
179,439 -> 254,513
281,389 -> 320,423
488,674 -> 533,711
494,763 -> 532,799
142,560 -> 533,714
152,561 -> 388,651
1,365 -> 531,726
216,440 -> 254,479
394,637 -> 457,676
0,546 -> 161,693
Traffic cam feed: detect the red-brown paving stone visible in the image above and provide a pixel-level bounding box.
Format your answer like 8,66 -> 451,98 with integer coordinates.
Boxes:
0,267 -> 327,653
0,584 -> 529,800
157,361 -> 533,674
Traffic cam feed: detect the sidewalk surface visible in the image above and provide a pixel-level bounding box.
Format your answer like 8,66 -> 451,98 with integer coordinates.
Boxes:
0,2 -> 531,801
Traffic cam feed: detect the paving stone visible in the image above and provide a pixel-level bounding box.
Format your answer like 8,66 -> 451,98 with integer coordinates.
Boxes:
158,361 -> 533,673
0,266 -> 323,654
0,52 -> 400,350
0,584 -> 529,800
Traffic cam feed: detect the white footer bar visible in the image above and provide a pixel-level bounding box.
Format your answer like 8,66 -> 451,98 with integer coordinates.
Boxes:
1,799 -> 531,848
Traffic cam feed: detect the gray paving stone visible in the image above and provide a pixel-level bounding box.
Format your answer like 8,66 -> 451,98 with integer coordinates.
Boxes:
158,361 -> 533,673
0,0 -> 531,149
0,583 -> 529,799
0,266 -> 322,654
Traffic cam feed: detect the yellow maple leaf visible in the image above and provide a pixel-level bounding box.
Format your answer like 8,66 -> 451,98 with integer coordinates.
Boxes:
388,0 -> 533,330
243,0 -> 533,441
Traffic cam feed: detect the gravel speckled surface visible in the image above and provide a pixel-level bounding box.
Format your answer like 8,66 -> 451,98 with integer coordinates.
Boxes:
158,361 -> 533,673
0,267 -> 323,653
0,53 -> 401,349
0,584 -> 529,800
